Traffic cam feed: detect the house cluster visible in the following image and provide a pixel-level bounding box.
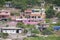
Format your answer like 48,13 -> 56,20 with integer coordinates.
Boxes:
0,8 -> 46,33
0,8 -> 46,25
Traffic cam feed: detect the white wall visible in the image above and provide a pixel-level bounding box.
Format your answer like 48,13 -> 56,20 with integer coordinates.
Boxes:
2,30 -> 16,33
53,7 -> 60,11
2,29 -> 22,34
19,30 -> 22,33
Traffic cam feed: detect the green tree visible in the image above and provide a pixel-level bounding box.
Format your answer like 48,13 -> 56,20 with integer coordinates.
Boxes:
42,29 -> 53,35
5,0 -> 12,1
25,24 -> 35,29
31,29 -> 40,34
26,0 -> 41,6
0,33 -> 8,39
56,12 -> 60,18
16,22 -> 25,28
45,6 -> 55,18
45,0 -> 53,3
53,0 -> 60,6
0,0 -> 5,7
11,0 -> 41,11
25,24 -> 35,34
12,0 -> 27,12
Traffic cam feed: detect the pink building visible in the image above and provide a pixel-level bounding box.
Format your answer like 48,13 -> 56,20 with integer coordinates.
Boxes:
23,19 -> 44,25
0,10 -> 10,21
15,18 -> 44,25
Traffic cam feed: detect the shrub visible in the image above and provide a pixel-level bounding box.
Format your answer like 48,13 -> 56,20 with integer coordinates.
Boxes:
31,29 -> 40,34
0,33 -> 9,39
42,29 -> 53,35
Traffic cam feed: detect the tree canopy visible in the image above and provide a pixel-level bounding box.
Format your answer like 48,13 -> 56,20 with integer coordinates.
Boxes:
0,33 -> 8,39
45,0 -> 60,6
0,0 -> 5,6
45,6 -> 55,18
53,0 -> 60,6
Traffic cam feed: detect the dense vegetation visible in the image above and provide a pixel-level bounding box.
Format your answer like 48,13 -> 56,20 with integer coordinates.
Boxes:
0,0 -> 60,8
0,33 -> 8,39
24,36 -> 60,40
45,5 -> 55,18
0,0 -> 59,18
0,0 -> 60,18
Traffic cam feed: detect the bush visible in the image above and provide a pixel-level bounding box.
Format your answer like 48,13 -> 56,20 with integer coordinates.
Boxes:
16,22 -> 25,28
42,29 -> 53,35
45,18 -> 50,23
31,29 -> 40,34
24,36 -> 60,40
56,12 -> 60,18
0,33 -> 9,39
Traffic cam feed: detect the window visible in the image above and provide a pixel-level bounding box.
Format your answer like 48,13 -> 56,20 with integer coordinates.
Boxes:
56,8 -> 58,10
26,12 -> 31,14
38,16 -> 40,18
20,21 -> 22,22
32,16 -> 34,18
28,20 -> 30,22
2,16 -> 5,18
4,30 -> 7,33
5,12 -> 8,13
32,10 -> 39,12
12,30 -> 14,32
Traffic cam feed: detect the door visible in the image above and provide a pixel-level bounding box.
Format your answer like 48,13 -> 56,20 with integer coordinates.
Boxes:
16,29 -> 19,33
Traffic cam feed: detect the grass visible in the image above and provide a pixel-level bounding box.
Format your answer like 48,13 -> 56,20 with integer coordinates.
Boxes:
45,18 -> 51,23
24,36 -> 60,40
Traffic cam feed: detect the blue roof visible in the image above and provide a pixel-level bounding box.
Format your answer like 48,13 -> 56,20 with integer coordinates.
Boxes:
54,26 -> 60,28
53,26 -> 60,30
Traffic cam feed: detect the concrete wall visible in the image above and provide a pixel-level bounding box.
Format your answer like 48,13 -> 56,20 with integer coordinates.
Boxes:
2,29 -> 22,34
2,30 -> 16,33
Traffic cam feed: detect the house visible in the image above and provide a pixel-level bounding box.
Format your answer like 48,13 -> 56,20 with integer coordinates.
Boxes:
0,10 -> 10,21
1,27 -> 23,34
24,8 -> 46,19
53,5 -> 60,12
24,8 -> 46,24
5,1 -> 12,8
